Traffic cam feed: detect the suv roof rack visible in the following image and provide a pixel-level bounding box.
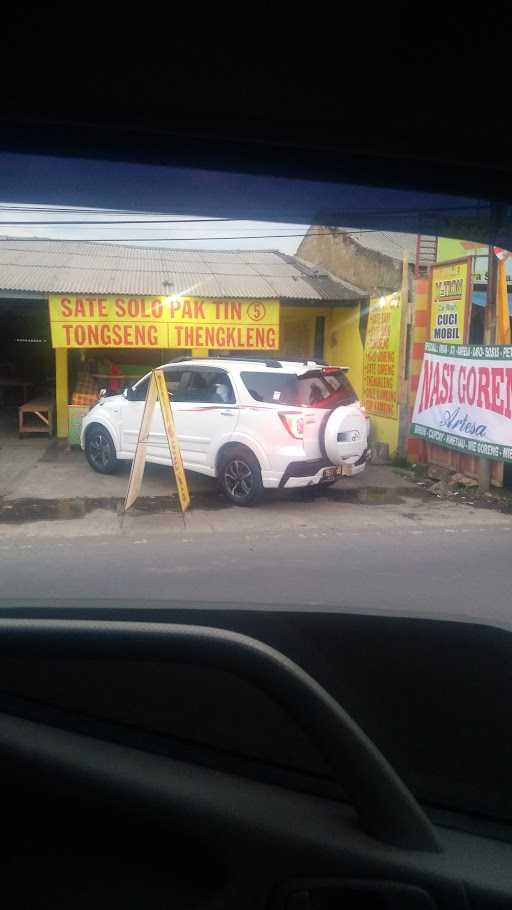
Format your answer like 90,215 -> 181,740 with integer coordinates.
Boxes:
166,354 -> 283,368
204,354 -> 284,368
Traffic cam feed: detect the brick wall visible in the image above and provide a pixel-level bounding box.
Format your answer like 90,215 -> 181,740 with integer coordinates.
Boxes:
298,228 -> 404,293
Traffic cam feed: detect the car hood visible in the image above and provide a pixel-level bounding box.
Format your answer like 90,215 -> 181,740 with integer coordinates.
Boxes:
99,393 -> 124,407
86,393 -> 124,415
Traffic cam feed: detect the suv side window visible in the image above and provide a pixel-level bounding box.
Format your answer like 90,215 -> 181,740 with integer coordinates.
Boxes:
240,371 -> 298,404
163,369 -> 188,400
131,369 -> 187,401
165,367 -> 236,404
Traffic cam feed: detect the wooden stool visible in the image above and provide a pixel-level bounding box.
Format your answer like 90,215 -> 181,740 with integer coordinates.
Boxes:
19,398 -> 55,437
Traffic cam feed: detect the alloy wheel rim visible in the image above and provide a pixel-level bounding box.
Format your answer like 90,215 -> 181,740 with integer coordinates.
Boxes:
89,432 -> 111,469
224,459 -> 253,500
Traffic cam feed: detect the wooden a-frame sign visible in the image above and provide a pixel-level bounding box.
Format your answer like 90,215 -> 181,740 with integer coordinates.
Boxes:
124,369 -> 191,514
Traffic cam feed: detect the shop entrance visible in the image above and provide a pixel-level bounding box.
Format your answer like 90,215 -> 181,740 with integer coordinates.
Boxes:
49,297 -> 362,440
0,299 -> 52,439
65,347 -> 191,443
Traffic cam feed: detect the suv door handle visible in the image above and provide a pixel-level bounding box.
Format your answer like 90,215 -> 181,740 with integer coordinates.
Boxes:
220,410 -> 236,416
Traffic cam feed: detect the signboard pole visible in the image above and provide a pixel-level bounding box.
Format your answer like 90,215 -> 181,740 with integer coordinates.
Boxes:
479,245 -> 499,490
124,372 -> 158,512
153,369 -> 190,514
397,250 -> 410,456
124,370 -> 190,515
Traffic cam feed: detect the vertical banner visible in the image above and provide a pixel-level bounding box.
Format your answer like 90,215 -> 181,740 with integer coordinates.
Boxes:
429,258 -> 471,344
124,369 -> 190,514
362,292 -> 402,419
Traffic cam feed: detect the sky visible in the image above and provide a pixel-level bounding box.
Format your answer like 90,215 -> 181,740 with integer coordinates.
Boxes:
0,204 -> 308,255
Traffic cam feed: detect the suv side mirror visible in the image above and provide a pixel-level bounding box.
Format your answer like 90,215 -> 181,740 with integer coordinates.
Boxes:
124,386 -> 135,400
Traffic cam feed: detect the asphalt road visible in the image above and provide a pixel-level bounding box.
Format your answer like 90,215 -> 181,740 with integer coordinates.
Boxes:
0,491 -> 511,625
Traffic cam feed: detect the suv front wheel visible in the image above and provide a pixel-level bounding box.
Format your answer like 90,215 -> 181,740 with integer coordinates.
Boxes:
218,447 -> 263,506
85,424 -> 119,474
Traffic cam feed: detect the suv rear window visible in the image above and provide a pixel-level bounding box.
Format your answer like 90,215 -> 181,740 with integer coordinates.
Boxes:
241,370 -> 357,408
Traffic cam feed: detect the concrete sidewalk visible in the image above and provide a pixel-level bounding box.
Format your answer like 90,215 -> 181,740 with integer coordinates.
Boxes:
0,437 -> 415,502
0,436 -> 50,498
3,435 -> 510,549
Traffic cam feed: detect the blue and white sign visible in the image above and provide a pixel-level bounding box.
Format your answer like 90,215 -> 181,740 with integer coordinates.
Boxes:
411,342 -> 512,462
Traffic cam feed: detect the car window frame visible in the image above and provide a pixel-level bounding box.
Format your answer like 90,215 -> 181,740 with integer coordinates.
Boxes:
163,366 -> 237,405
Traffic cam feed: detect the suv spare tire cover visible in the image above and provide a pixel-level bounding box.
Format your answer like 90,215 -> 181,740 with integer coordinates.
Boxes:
322,406 -> 367,464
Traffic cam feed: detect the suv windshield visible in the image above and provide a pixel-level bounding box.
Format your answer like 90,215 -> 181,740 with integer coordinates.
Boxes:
240,369 -> 357,408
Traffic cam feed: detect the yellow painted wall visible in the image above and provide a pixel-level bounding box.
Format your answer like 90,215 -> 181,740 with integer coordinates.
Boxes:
437,238 -> 487,261
324,305 -> 363,397
280,306 -> 328,360
367,414 -> 399,454
282,304 -> 370,424
324,304 -> 399,454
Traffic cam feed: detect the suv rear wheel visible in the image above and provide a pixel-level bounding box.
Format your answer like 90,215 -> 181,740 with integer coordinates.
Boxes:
218,447 -> 263,506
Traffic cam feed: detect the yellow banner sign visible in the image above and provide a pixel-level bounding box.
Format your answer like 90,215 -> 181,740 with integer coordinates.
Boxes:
49,296 -> 280,350
429,259 -> 471,344
362,292 -> 401,419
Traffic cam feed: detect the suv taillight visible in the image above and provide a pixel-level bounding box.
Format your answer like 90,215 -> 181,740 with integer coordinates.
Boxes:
279,412 -> 304,439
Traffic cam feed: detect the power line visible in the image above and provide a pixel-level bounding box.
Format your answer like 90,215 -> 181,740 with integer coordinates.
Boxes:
0,204 -> 228,215
0,228 -> 388,244
0,229 -> 419,273
0,200 -> 491,226
0,217 -> 237,226
0,205 -> 304,222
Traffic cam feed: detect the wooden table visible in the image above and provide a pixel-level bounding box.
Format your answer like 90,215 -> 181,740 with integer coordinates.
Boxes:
19,398 -> 55,437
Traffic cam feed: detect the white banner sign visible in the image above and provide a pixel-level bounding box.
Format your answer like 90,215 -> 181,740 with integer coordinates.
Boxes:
411,342 -> 512,462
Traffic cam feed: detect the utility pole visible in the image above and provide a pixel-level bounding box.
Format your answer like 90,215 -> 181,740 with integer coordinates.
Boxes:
397,249 -> 410,457
484,242 -> 499,346
479,203 -> 504,491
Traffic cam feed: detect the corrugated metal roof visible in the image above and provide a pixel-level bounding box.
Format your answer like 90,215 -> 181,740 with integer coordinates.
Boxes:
0,239 -> 366,301
336,228 -> 423,263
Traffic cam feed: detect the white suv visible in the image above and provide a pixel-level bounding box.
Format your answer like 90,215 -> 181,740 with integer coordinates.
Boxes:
81,357 -> 370,505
